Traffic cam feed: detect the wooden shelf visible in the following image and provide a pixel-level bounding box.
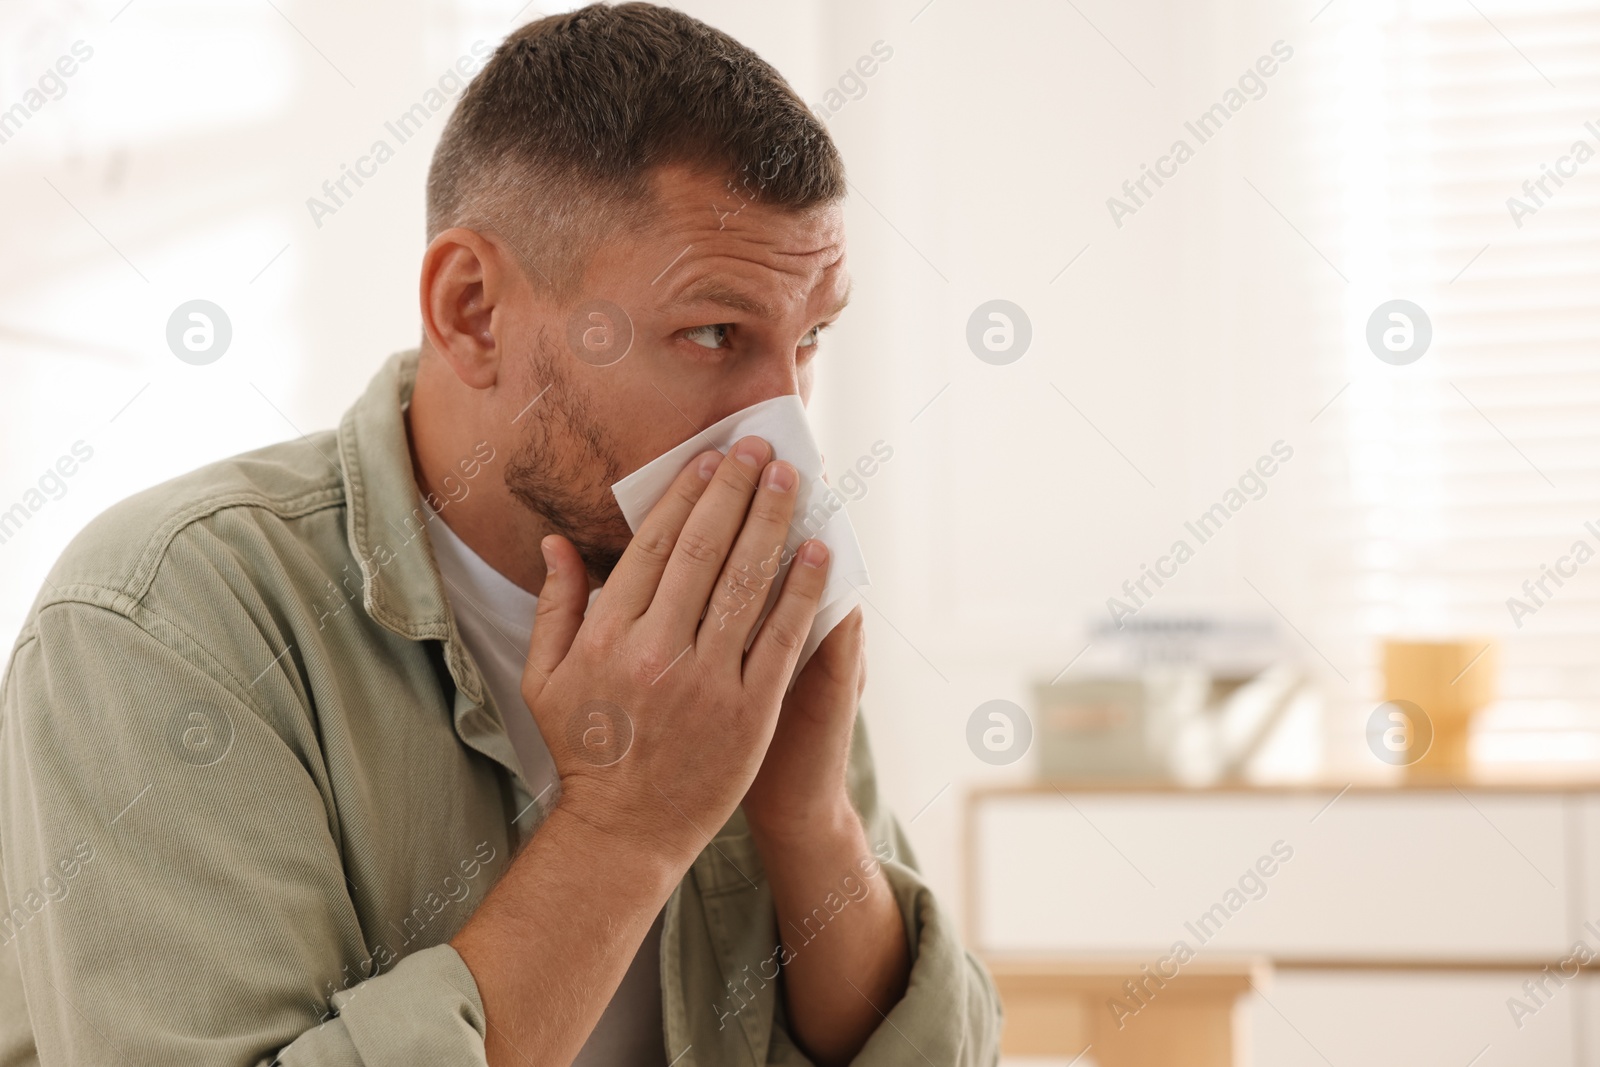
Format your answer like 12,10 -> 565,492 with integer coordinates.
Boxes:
971,773 -> 1600,798
985,955 -> 1266,1066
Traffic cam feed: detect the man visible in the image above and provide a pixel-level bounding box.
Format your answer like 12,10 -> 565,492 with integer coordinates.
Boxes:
0,5 -> 1001,1065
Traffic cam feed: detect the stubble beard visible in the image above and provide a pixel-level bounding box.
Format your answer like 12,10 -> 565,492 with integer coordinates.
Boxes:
503,335 -> 633,583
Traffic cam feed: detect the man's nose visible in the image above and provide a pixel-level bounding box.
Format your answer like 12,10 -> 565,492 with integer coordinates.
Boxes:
725,348 -> 803,415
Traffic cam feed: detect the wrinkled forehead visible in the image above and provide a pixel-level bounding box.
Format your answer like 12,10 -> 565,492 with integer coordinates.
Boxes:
652,169 -> 847,307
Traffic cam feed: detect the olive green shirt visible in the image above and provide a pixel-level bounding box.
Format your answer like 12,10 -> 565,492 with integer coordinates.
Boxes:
0,350 -> 1001,1066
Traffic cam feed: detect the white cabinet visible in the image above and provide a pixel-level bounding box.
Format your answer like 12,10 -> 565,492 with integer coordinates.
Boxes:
1249,972 -> 1593,1067
970,785 -> 1600,1066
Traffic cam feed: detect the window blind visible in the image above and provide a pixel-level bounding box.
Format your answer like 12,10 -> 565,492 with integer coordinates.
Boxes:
1312,0 -> 1600,746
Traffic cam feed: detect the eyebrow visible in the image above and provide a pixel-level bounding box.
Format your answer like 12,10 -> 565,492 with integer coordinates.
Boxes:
827,280 -> 853,319
672,281 -> 774,318
668,278 -> 852,322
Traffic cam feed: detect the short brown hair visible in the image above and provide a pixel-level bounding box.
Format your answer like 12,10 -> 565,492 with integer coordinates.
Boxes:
426,3 -> 845,295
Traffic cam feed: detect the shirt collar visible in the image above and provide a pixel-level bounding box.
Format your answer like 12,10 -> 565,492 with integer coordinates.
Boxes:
336,348 -> 486,705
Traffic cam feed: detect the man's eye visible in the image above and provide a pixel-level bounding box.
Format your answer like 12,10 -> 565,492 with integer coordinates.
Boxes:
684,324 -> 730,350
798,326 -> 822,348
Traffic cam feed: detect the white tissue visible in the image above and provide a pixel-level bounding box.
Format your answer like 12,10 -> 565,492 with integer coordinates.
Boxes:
609,395 -> 870,684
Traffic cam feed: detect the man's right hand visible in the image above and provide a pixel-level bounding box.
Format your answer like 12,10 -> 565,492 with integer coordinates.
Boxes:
453,435 -> 829,1065
519,434 -> 831,865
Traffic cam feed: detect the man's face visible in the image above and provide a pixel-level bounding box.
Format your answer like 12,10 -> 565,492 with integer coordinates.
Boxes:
502,165 -> 850,581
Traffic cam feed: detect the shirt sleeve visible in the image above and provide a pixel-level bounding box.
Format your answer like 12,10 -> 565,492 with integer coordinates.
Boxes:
0,600 -> 489,1067
825,710 -> 1005,1067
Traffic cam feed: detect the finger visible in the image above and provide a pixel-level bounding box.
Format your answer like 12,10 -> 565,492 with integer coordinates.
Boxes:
644,436 -> 771,641
521,535 -> 590,706
852,607 -> 868,695
598,449 -> 722,620
803,605 -> 864,694
698,458 -> 799,657
744,539 -> 829,694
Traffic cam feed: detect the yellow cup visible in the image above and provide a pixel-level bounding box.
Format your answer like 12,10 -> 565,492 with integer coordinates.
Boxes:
1381,639 -> 1497,777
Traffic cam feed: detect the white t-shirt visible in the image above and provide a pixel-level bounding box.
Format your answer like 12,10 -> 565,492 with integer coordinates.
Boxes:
426,508 -> 667,1066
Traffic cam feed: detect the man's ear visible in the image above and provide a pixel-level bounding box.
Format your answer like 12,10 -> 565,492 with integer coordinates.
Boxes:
419,227 -> 512,390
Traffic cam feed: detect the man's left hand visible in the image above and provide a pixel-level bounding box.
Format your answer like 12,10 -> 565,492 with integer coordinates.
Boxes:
741,605 -> 866,842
